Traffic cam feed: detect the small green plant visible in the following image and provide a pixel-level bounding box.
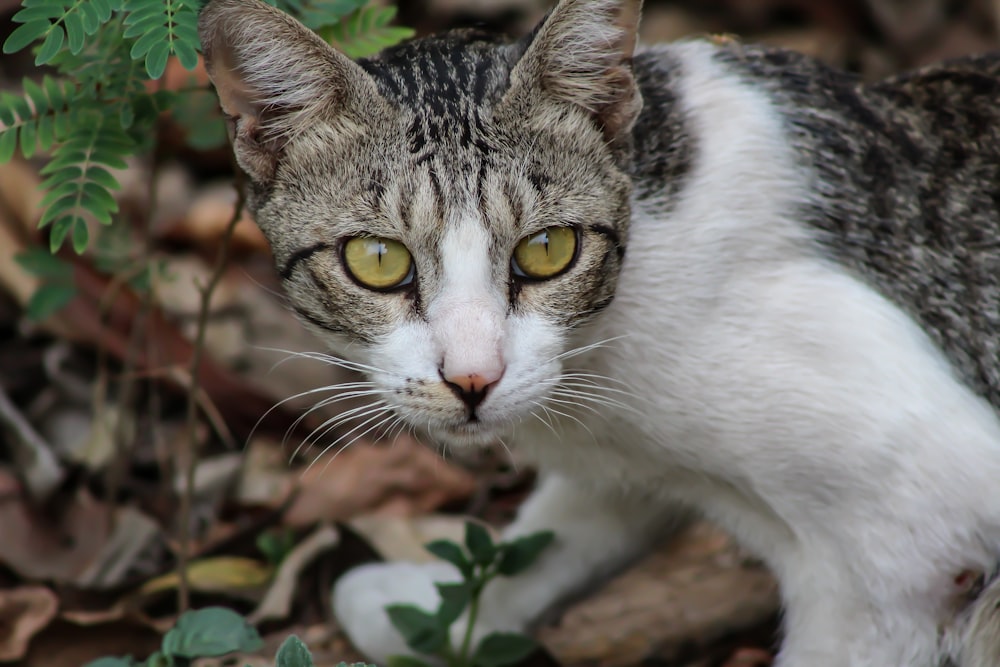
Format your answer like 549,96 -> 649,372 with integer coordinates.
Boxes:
82,607 -> 375,667
274,634 -> 374,667
83,606 -> 263,667
385,522 -> 555,667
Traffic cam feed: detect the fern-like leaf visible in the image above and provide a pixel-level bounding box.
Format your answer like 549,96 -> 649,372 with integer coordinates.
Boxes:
264,0 -> 366,31
0,76 -> 76,161
122,0 -> 199,78
4,0 -> 114,64
37,111 -> 131,253
323,4 -> 413,59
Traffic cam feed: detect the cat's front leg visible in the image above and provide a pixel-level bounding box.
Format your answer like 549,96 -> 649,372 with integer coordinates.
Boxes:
774,549 -> 943,667
333,473 -> 687,664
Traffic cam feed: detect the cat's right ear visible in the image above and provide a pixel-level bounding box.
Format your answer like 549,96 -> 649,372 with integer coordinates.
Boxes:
198,0 -> 382,182
506,0 -> 643,147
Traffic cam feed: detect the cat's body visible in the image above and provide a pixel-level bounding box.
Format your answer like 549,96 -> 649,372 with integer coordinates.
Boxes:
198,1 -> 1000,664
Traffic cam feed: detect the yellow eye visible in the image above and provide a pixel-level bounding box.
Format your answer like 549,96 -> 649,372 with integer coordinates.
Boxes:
342,236 -> 413,290
511,226 -> 577,280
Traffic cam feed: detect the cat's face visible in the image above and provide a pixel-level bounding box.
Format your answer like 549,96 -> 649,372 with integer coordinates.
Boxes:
200,0 -> 642,445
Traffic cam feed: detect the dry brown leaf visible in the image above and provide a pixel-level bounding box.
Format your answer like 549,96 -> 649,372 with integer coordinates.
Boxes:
164,182 -> 270,255
347,514 -> 473,563
721,647 -> 775,666
0,477 -> 164,588
283,434 -> 477,526
22,618 -> 160,667
0,484 -> 112,582
247,524 -> 340,625
0,586 -> 59,662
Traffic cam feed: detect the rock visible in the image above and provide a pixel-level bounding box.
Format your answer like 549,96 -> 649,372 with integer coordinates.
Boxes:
538,522 -> 779,666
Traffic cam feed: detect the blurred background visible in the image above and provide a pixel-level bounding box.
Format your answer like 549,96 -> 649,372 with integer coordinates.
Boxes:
0,0 -> 997,665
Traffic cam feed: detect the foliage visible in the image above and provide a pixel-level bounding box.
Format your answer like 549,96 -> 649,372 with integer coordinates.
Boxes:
385,522 -> 555,667
0,0 -> 414,258
82,606 -> 262,667
82,607 -> 377,667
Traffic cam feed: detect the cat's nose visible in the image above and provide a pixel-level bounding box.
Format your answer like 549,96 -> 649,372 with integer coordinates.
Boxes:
441,369 -> 503,412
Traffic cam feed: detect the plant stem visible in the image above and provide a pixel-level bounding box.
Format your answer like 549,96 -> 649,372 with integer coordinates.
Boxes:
176,180 -> 245,612
457,592 -> 479,666
457,571 -> 495,665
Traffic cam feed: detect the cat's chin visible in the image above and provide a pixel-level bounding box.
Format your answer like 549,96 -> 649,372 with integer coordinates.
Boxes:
432,422 -> 507,448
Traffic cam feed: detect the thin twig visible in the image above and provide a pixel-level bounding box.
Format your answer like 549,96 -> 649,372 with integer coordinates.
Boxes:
176,179 -> 246,612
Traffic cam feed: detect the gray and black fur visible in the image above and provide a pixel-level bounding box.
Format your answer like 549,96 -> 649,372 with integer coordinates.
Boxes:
713,46 -> 1000,410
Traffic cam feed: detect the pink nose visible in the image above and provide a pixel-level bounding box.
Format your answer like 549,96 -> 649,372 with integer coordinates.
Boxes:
441,369 -> 503,411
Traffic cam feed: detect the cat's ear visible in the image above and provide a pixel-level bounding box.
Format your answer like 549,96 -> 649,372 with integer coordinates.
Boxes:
508,0 -> 642,145
198,0 -> 382,182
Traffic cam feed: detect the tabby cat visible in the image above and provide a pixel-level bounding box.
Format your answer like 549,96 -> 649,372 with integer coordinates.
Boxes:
198,0 -> 1000,664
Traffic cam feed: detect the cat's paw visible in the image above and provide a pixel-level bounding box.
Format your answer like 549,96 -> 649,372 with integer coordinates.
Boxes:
333,560 -> 461,664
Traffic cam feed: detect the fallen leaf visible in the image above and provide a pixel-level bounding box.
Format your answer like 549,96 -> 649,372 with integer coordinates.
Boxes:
0,586 -> 59,662
162,182 -> 270,255
283,434 -> 477,526
247,524 -> 340,625
0,484 -> 111,582
347,514 -> 475,563
138,556 -> 274,599
22,618 -> 160,667
722,647 -> 775,666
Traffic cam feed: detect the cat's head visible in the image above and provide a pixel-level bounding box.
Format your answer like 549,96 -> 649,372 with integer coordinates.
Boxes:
199,0 -> 642,445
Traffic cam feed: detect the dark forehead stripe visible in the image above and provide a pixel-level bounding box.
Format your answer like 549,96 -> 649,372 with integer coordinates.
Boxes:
358,30 -> 516,111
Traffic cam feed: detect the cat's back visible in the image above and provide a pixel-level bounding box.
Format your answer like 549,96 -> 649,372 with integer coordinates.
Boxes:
633,42 -> 1000,411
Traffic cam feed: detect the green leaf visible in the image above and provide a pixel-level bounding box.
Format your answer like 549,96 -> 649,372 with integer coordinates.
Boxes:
72,215 -> 89,253
256,528 -> 297,566
19,116 -> 37,158
434,581 -> 471,625
48,216 -> 73,251
323,4 -> 414,59
385,604 -> 448,654
37,112 -> 55,151
274,635 -> 314,667
496,531 -> 554,577
64,10 -> 85,54
145,651 -> 172,667
464,522 -> 496,566
14,248 -> 73,279
144,41 -> 170,79
385,656 -> 435,667
35,26 -> 65,65
173,39 -> 199,71
160,607 -> 263,658
79,0 -> 101,33
12,6 -> 63,23
4,21 -> 50,55
86,165 -> 122,190
425,539 -> 472,577
129,26 -> 161,58
82,658 -> 136,667
471,633 -> 537,667
0,130 -> 18,163
25,283 -> 76,320
23,78 -> 48,113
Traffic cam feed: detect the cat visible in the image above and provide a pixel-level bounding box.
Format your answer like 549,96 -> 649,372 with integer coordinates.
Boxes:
197,0 -> 1000,664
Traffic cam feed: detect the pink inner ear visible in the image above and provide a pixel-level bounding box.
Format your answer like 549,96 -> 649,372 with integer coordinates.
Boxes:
207,42 -> 263,121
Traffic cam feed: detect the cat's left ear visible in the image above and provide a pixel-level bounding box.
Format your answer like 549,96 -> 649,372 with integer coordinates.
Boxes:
507,0 -> 642,145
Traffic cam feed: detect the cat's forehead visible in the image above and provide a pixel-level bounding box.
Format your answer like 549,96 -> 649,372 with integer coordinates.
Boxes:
357,30 -> 523,120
